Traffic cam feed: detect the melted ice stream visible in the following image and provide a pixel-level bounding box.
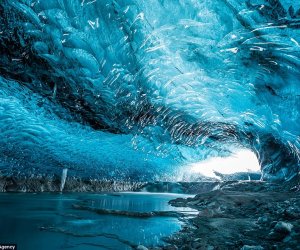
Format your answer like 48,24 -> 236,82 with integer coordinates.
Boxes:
0,192 -> 196,250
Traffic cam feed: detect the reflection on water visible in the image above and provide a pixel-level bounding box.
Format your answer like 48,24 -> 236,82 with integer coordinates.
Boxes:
0,192 -> 196,250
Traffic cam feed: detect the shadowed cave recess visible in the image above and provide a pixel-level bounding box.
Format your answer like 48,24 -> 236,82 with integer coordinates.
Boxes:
0,0 -> 299,184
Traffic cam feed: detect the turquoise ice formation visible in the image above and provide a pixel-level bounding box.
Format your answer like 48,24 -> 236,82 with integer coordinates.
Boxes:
0,0 -> 299,181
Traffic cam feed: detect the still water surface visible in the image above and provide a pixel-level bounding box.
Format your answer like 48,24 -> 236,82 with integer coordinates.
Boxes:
0,192 -> 196,250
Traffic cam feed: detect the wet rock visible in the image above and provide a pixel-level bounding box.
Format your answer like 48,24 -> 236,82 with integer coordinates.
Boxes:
241,245 -> 264,250
257,215 -> 269,224
169,198 -> 187,207
273,221 -> 293,234
282,235 -> 292,243
162,245 -> 178,250
167,183 -> 300,250
179,245 -> 190,250
191,241 -> 201,249
72,203 -> 181,218
137,245 -> 148,250
284,206 -> 300,219
269,221 -> 294,241
270,221 -> 278,228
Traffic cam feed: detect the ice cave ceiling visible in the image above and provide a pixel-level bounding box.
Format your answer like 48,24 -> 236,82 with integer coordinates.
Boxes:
0,0 -> 299,181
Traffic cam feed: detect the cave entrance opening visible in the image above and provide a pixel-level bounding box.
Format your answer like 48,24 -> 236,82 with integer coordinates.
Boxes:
189,149 -> 261,180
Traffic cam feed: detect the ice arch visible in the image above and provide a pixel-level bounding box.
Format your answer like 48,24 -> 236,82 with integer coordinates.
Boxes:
0,0 -> 299,181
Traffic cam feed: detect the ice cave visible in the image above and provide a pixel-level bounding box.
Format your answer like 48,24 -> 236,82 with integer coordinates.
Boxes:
0,0 -> 299,249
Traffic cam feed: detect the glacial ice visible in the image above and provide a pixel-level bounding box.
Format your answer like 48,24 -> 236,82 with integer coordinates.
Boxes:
0,0 -> 299,181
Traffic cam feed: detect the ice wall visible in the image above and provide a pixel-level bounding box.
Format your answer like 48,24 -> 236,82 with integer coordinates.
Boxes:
0,0 -> 299,181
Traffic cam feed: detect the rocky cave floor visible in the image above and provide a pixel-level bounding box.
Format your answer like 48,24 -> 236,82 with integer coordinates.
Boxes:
143,181 -> 300,250
1,176 -> 300,250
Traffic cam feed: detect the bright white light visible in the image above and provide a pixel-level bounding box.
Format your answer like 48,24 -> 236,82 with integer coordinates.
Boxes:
189,149 -> 260,179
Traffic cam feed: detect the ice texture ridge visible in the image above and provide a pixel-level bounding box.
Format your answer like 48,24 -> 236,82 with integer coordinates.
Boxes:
0,0 -> 299,181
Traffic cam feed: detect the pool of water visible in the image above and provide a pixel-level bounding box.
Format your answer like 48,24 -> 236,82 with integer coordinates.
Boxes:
0,192 -> 196,250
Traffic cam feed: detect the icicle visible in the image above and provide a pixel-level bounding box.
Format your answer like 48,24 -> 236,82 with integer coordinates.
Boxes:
52,83 -> 57,99
60,168 -> 68,192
